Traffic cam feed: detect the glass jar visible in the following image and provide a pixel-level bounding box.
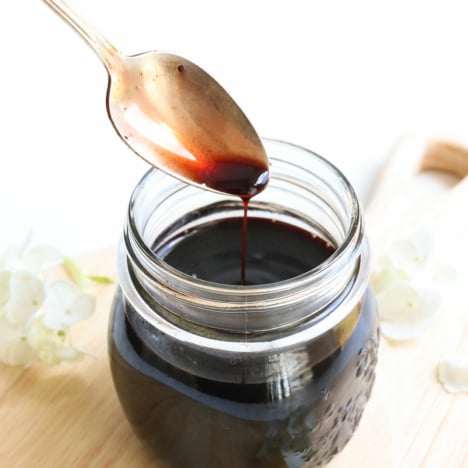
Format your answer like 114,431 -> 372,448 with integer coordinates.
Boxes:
109,139 -> 379,468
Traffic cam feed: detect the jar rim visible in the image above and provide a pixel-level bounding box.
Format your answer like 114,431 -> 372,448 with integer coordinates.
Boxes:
126,138 -> 362,296
119,138 -> 370,339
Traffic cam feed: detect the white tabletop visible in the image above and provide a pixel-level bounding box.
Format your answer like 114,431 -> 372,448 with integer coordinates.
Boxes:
2,0 -> 468,256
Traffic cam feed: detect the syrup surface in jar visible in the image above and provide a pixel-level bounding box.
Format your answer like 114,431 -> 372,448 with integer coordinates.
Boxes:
158,217 -> 334,285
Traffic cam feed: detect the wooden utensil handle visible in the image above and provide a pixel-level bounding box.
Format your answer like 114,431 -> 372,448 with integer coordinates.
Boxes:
422,140 -> 468,178
367,136 -> 468,225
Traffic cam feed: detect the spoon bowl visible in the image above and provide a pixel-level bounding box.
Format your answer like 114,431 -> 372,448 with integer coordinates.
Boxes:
42,0 -> 269,197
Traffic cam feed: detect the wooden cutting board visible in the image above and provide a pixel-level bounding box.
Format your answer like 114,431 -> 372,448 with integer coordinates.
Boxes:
1,138 -> 467,468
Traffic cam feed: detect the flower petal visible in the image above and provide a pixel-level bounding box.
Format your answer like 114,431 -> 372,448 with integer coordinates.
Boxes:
0,270 -> 11,308
377,283 -> 417,322
0,336 -> 37,366
379,317 -> 435,340
376,281 -> 441,340
372,265 -> 410,294
27,317 -> 55,346
431,261 -> 458,283
389,232 -> 432,271
22,245 -> 63,273
0,247 -> 25,271
437,355 -> 468,394
5,271 -> 44,325
27,317 -> 83,366
43,280 -> 77,314
67,293 -> 95,326
54,346 -> 83,362
377,282 -> 440,322
43,280 -> 95,329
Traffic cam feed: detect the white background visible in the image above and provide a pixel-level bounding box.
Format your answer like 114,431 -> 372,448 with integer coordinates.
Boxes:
2,0 -> 468,256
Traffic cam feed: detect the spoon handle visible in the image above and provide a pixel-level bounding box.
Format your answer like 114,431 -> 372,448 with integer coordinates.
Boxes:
41,0 -> 121,72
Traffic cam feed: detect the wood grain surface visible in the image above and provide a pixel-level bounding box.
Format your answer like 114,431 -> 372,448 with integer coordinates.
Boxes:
1,139 -> 467,468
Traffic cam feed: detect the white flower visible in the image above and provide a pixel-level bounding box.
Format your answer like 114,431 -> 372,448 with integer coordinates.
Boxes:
0,324 -> 37,366
0,234 -> 62,274
372,230 -> 455,341
0,236 -> 97,367
0,270 -> 11,307
42,280 -> 95,330
53,346 -> 82,362
388,232 -> 432,273
27,318 -> 83,366
430,261 -> 458,283
376,282 -> 441,340
0,270 -> 44,326
437,355 -> 468,394
0,266 -> 46,366
372,258 -> 410,294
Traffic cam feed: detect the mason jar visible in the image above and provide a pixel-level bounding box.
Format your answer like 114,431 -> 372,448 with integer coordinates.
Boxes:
109,139 -> 379,468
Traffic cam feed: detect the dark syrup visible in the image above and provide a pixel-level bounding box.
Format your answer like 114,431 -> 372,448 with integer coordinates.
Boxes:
109,219 -> 379,467
171,133 -> 269,284
197,158 -> 268,284
158,217 -> 334,285
199,158 -> 269,199
182,142 -> 269,285
164,210 -> 331,285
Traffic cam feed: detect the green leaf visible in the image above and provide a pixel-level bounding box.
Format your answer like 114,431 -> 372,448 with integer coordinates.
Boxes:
63,256 -> 86,290
87,275 -> 114,285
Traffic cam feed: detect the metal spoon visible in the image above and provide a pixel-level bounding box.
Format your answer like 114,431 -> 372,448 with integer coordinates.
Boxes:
42,0 -> 269,197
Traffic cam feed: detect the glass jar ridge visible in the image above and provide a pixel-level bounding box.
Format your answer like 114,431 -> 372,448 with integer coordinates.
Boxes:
118,138 -> 371,344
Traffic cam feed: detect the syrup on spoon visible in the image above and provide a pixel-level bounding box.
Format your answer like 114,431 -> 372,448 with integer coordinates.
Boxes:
42,0 -> 270,197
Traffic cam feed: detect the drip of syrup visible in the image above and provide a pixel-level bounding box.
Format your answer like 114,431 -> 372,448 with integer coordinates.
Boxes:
184,163 -> 267,284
